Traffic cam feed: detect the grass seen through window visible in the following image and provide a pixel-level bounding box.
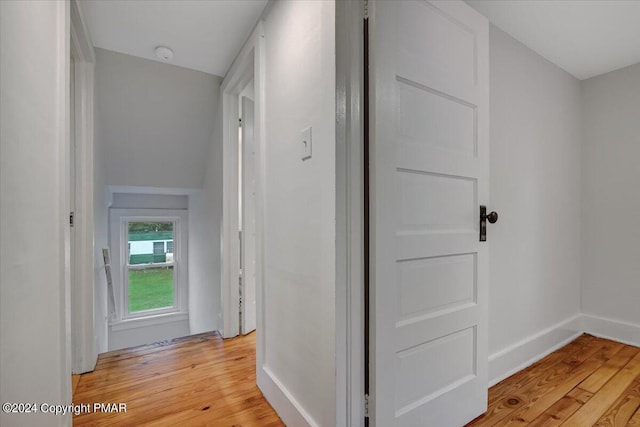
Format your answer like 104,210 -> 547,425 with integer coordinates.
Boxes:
128,267 -> 174,312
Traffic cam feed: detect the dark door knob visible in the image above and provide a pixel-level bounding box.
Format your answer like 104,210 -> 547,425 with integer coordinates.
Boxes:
479,206 -> 499,241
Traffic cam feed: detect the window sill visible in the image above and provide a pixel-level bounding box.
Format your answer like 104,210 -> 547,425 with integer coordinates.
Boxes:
109,312 -> 188,331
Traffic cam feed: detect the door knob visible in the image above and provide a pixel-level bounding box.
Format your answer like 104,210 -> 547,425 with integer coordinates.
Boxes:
479,206 -> 498,241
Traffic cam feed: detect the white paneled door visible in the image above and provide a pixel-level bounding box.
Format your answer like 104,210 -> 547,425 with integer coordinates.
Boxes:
369,1 -> 489,426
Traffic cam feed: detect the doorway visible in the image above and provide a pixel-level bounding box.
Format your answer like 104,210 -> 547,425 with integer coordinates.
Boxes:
220,25 -> 264,343
69,1 -> 98,374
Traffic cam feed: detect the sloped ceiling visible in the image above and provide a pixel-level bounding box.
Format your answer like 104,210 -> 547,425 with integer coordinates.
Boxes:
82,0 -> 267,76
83,0 -> 267,190
467,0 -> 640,80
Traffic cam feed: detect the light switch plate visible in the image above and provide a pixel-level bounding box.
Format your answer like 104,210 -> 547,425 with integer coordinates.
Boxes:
301,126 -> 312,161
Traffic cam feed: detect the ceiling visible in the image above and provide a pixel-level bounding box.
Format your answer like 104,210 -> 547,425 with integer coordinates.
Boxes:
80,0 -> 640,81
81,0 -> 268,76
467,0 -> 640,80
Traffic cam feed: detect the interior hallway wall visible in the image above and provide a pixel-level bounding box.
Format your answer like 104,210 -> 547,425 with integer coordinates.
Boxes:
260,1 -> 336,425
188,82 -> 223,335
0,1 -> 72,426
581,62 -> 640,331
488,26 -> 583,380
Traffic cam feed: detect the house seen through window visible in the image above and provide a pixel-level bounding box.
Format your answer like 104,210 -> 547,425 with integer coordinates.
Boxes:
127,221 -> 175,313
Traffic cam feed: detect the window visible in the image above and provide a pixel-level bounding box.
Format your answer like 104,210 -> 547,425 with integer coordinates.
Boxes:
153,241 -> 165,256
127,221 -> 175,313
109,209 -> 188,326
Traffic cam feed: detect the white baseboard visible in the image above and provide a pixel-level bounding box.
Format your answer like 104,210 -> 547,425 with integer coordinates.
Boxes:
488,313 -> 640,387
258,365 -> 319,427
582,313 -> 640,348
253,315 -> 639,425
488,314 -> 583,387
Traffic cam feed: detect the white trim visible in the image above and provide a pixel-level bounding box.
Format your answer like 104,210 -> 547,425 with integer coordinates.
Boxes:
220,86 -> 241,338
336,1 -> 365,426
110,312 -> 189,331
59,0 -> 73,418
487,314 -> 640,387
70,0 -> 95,63
254,19 -> 268,391
109,209 -> 189,326
488,314 -> 583,386
239,94 -> 257,335
260,366 -> 318,427
70,0 -> 97,374
107,185 -> 199,196
220,21 -> 265,340
582,313 -> 640,348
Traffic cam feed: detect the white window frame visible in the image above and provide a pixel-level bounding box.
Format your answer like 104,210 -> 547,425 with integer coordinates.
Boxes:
109,208 -> 188,328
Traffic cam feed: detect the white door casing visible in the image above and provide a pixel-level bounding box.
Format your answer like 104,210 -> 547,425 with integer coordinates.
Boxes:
241,96 -> 257,335
221,22 -> 264,340
369,1 -> 489,426
70,0 -> 98,373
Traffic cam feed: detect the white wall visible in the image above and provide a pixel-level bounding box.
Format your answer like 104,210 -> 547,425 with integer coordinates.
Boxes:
188,177 -> 221,333
108,321 -> 190,351
488,27 -> 583,379
0,1 -> 71,426
188,191 -> 220,334
95,48 -> 221,189
581,62 -> 640,330
260,1 -> 336,425
187,74 -> 223,335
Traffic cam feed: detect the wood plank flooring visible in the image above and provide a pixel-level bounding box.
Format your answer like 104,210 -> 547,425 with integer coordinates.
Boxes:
73,332 -> 283,427
468,334 -> 640,427
74,332 -> 639,426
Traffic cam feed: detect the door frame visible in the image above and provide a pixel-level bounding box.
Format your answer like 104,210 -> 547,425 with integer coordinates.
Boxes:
240,95 -> 257,335
220,21 -> 265,341
70,0 -> 97,374
336,1 -> 366,426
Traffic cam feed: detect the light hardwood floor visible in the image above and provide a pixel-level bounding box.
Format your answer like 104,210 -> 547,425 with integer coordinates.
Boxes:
74,332 -> 640,426
73,332 -> 284,426
468,334 -> 640,426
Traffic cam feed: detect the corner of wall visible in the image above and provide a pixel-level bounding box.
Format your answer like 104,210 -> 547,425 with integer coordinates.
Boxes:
581,313 -> 640,348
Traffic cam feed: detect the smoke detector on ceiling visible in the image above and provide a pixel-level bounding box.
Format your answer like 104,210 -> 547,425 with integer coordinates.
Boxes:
154,46 -> 174,62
